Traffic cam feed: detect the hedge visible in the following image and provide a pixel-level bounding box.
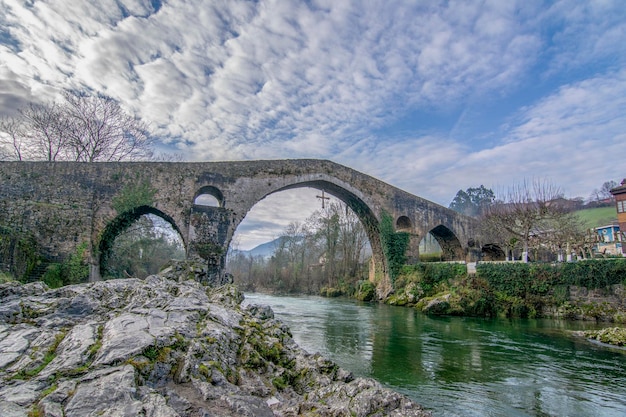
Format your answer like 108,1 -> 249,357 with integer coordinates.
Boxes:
477,259 -> 626,297
397,262 -> 467,294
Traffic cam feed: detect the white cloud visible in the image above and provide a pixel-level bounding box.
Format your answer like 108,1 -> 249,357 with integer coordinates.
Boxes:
432,70 -> 626,202
0,0 -> 547,156
1,0 -> 626,246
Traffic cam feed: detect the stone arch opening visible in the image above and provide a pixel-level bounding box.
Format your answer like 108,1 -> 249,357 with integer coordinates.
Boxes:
418,232 -> 443,261
227,181 -> 384,294
98,205 -> 186,278
427,225 -> 464,261
481,243 -> 506,261
396,216 -> 412,232
194,186 -> 224,207
271,180 -> 382,272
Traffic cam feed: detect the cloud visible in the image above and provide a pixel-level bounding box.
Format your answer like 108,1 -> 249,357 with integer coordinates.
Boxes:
232,187 -> 333,250
1,0 -> 546,156
433,70 -> 626,202
1,0 -> 626,246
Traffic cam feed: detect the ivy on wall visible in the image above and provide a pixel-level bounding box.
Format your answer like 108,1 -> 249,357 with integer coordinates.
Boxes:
0,226 -> 43,282
379,211 -> 409,285
42,242 -> 89,288
111,180 -> 156,214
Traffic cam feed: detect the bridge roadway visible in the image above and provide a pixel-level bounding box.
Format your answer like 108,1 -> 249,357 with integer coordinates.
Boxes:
0,159 -> 481,292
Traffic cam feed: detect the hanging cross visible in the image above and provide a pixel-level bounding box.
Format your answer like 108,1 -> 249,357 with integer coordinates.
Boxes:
316,190 -> 330,209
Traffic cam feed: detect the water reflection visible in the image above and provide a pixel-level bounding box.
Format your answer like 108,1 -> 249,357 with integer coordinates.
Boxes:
244,293 -> 626,417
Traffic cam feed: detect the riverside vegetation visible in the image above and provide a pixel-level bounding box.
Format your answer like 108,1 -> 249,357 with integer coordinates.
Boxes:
386,260 -> 626,322
0,258 -> 430,417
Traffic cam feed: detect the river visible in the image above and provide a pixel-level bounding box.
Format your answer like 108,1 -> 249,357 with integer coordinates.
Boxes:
243,293 -> 626,417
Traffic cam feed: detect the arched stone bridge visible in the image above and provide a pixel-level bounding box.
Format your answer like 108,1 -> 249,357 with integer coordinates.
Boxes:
0,160 -> 482,290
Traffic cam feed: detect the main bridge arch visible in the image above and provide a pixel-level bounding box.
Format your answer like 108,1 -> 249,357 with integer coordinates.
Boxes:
224,176 -> 386,280
0,159 -> 480,294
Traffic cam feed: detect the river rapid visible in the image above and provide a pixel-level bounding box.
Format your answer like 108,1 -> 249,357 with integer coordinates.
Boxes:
243,293 -> 626,417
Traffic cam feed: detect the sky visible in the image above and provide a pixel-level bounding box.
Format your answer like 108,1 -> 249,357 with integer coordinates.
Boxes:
1,0 -> 626,249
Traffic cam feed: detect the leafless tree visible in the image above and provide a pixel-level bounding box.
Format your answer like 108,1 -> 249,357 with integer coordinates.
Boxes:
20,102 -> 70,161
482,180 -> 572,262
0,114 -> 28,160
589,180 -> 618,203
0,91 -> 154,162
61,91 -> 153,162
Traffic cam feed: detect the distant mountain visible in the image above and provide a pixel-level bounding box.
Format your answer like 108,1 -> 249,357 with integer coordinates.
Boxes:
230,237 -> 287,259
231,235 -> 373,261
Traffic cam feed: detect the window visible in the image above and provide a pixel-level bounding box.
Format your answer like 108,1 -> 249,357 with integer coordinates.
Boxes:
618,200 -> 626,213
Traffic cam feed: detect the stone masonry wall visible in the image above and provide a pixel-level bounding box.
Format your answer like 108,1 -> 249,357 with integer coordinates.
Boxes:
0,160 -> 479,281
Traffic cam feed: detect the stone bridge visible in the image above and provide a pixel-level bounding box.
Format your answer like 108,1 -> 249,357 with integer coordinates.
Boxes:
0,160 -> 482,290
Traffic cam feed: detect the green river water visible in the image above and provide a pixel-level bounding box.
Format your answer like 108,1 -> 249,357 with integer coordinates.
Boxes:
244,293 -> 626,417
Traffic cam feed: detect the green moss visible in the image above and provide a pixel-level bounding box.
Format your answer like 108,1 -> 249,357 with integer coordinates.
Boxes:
198,363 -> 211,379
111,180 -> 156,214
142,345 -> 159,361
355,280 -> 375,301
12,331 -> 66,380
88,325 -> 104,358
125,357 -> 152,373
379,211 -> 409,284
171,332 -> 189,351
584,327 -> 626,346
272,375 -> 288,390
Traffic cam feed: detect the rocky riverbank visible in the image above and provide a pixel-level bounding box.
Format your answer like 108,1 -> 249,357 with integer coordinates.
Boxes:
0,263 -> 430,417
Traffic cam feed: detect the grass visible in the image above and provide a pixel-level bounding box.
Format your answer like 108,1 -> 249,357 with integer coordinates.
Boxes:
0,271 -> 14,283
12,331 -> 66,380
575,206 -> 617,229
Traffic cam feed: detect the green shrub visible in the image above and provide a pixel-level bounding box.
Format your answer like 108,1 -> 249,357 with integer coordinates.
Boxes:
0,226 -> 43,282
478,259 -> 626,297
355,280 -> 376,301
320,287 -> 342,297
0,271 -> 14,283
42,264 -> 64,289
397,263 -> 466,296
41,243 -> 89,288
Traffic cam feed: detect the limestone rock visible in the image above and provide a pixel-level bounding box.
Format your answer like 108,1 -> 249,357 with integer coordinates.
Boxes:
0,271 -> 431,416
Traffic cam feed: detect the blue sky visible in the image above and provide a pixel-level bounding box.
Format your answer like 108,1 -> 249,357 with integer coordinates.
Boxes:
1,1 -> 625,249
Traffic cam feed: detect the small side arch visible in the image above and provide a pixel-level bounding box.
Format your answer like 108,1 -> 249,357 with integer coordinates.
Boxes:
98,205 -> 186,277
194,186 -> 224,207
481,243 -> 506,261
429,224 -> 464,261
396,215 -> 412,232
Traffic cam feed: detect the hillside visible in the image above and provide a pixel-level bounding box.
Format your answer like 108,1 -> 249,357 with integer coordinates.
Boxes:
576,206 -> 618,229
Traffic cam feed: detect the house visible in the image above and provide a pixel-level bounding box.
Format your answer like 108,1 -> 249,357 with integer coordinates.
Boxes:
593,224 -> 622,255
610,179 -> 626,254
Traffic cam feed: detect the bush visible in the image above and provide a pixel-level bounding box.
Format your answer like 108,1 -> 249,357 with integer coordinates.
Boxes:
355,280 -> 376,301
320,287 -> 342,297
478,259 -> 626,297
397,263 -> 466,297
0,226 -> 43,282
41,243 -> 89,288
0,271 -> 14,283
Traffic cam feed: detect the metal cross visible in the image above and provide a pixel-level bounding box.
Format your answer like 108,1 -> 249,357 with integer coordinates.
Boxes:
316,190 -> 330,209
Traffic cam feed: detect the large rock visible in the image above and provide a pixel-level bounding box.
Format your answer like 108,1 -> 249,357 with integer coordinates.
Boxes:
0,267 -> 431,416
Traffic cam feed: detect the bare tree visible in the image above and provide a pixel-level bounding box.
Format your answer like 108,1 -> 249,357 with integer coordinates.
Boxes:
0,114 -> 33,160
62,92 -> 153,162
589,180 -> 618,203
482,180 -> 569,262
20,102 -> 70,161
0,91 -> 154,162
